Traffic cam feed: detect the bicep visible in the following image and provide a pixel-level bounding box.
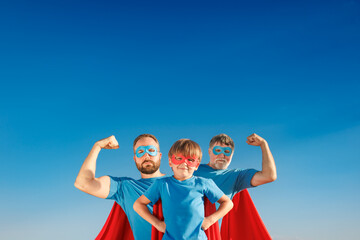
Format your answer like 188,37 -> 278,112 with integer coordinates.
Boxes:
250,171 -> 269,187
82,175 -> 111,199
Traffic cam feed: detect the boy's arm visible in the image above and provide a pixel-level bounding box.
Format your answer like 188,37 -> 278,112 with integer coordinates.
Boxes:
74,136 -> 119,199
133,195 -> 166,233
202,195 -> 233,230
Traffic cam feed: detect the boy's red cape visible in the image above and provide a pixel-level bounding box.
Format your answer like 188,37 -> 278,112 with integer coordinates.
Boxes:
95,189 -> 271,240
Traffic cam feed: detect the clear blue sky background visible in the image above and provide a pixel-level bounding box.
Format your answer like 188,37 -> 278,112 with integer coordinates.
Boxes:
0,0 -> 359,239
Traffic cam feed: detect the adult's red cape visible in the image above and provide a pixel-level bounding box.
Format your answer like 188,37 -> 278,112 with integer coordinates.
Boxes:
95,189 -> 271,240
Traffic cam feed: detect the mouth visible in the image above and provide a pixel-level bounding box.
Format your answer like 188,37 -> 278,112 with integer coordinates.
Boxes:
142,160 -> 154,167
215,158 -> 227,163
177,166 -> 189,170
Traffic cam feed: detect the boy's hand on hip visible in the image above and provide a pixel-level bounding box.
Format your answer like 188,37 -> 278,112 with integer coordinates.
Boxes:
156,221 -> 166,233
201,217 -> 214,231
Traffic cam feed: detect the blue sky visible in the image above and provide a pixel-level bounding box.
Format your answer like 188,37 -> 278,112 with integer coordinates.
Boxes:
0,0 -> 359,239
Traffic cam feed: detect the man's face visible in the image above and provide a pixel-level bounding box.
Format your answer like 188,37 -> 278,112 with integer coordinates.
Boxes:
133,137 -> 162,174
208,142 -> 234,170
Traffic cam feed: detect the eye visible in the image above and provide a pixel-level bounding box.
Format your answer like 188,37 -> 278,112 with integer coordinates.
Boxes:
149,148 -> 155,152
187,158 -> 195,162
215,149 -> 221,152
224,150 -> 230,154
138,150 -> 144,154
175,157 -> 182,161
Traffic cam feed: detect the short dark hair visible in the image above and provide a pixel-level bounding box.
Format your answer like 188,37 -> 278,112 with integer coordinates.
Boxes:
168,139 -> 202,162
209,133 -> 234,149
133,134 -> 159,150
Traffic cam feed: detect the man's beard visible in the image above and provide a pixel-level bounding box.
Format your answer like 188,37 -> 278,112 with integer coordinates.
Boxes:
212,158 -> 229,170
136,159 -> 161,174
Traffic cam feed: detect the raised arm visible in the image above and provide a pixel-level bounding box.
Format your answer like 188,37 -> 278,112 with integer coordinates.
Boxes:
202,195 -> 233,230
74,135 -> 119,198
247,133 -> 277,187
133,195 -> 166,233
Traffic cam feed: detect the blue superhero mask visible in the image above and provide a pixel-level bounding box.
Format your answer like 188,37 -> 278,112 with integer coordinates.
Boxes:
135,145 -> 158,158
212,146 -> 232,156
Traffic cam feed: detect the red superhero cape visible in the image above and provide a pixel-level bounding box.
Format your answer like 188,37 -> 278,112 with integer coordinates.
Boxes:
95,202 -> 134,240
221,189 -> 271,240
96,189 -> 270,240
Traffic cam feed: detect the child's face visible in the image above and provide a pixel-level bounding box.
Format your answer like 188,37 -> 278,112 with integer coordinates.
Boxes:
169,154 -> 199,180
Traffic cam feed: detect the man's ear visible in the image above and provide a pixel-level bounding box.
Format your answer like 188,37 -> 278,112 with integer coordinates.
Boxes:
159,152 -> 162,159
208,148 -> 212,155
133,155 -> 136,162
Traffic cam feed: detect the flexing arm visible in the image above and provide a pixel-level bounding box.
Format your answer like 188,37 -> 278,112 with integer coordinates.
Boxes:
202,195 -> 233,230
74,136 -> 119,198
247,133 -> 277,187
133,195 -> 166,233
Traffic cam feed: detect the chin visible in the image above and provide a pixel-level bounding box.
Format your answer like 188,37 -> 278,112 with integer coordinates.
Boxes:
214,163 -> 228,170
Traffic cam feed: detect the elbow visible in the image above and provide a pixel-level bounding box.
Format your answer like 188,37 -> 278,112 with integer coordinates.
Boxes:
269,172 -> 277,182
74,178 -> 86,191
229,200 -> 234,210
264,174 -> 277,184
74,179 -> 82,190
133,200 -> 139,213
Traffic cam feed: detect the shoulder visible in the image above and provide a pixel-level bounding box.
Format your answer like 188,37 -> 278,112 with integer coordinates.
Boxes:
108,176 -> 134,183
153,176 -> 172,184
197,164 -> 210,171
193,176 -> 216,186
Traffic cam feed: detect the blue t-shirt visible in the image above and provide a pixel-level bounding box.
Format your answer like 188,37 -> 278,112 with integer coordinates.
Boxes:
144,176 -> 224,240
193,164 -> 258,200
106,176 -> 163,240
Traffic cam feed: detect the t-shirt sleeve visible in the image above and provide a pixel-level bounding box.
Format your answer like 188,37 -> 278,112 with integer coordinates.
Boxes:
204,178 -> 225,204
143,179 -> 161,204
106,176 -> 124,200
233,168 -> 259,193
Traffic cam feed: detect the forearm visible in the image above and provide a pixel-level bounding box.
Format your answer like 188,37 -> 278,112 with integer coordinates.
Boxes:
74,144 -> 101,190
134,201 -> 162,229
260,141 -> 277,181
207,199 -> 233,224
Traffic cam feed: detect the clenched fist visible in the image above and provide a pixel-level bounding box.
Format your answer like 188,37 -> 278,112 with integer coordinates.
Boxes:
246,133 -> 266,147
95,135 -> 119,149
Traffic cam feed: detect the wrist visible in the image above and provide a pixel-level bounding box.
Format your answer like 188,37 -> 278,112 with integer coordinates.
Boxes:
206,215 -> 215,225
260,140 -> 268,148
155,219 -> 163,228
93,142 -> 102,151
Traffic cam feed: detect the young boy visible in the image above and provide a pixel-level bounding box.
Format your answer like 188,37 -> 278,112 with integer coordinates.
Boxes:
133,139 -> 233,239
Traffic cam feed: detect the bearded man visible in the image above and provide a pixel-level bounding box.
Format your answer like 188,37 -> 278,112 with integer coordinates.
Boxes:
75,134 -> 165,240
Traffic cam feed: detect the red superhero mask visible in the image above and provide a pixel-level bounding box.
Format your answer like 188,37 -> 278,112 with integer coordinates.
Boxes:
171,154 -> 199,168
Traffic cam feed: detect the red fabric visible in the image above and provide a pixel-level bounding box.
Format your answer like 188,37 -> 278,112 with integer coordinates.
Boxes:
151,197 -> 221,240
203,197 -> 222,240
95,202 -> 134,240
151,199 -> 164,240
221,189 -> 272,240
95,189 -> 271,240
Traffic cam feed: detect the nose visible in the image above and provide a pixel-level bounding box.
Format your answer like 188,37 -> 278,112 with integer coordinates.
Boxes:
179,162 -> 188,167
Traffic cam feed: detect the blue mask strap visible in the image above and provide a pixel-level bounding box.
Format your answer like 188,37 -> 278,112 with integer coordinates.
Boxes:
135,145 -> 158,158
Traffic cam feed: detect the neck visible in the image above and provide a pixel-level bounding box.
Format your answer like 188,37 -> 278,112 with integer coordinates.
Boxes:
173,174 -> 193,181
140,169 -> 165,179
207,163 -> 215,169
